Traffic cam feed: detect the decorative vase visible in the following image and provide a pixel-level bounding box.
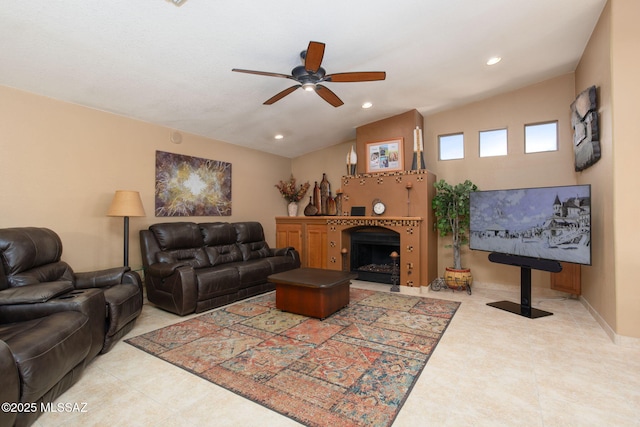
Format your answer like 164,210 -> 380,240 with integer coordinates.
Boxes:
346,145 -> 357,175
335,192 -> 343,216
320,173 -> 330,215
443,267 -> 473,290
313,181 -> 321,214
304,196 -> 318,216
327,191 -> 337,215
287,202 -> 298,217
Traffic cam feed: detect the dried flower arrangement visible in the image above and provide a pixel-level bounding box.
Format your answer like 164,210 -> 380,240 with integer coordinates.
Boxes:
275,175 -> 310,203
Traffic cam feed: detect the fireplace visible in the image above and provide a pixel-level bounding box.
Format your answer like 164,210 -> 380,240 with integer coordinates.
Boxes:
350,229 -> 400,284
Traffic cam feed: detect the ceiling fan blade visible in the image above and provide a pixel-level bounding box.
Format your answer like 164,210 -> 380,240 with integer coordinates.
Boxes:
264,85 -> 301,105
304,41 -> 325,74
324,71 -> 386,82
232,68 -> 294,80
315,84 -> 344,107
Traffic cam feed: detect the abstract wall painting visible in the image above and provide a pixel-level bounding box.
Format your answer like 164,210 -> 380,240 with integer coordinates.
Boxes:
155,151 -> 231,217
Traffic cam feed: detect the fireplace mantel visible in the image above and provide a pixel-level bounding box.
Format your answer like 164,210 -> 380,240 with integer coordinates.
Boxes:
276,170 -> 438,287
326,216 -> 422,227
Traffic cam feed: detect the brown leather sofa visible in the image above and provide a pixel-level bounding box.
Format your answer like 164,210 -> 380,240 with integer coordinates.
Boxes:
140,221 -> 300,315
0,227 -> 143,426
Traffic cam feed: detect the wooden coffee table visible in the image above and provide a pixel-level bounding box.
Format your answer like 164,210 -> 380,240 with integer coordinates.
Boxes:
268,268 -> 357,319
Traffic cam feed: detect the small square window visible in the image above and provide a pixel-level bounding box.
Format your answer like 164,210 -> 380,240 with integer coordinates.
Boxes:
479,128 -> 507,157
439,133 -> 464,160
525,122 -> 558,153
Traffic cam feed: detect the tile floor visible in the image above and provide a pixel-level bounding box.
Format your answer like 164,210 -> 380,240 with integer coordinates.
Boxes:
35,281 -> 640,427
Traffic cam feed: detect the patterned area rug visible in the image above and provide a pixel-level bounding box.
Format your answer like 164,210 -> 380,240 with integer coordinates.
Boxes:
126,289 -> 460,427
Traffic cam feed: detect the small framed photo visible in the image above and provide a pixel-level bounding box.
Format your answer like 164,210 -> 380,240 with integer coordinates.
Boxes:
365,138 -> 404,173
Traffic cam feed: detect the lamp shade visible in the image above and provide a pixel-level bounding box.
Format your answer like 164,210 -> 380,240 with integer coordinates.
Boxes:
107,191 -> 146,217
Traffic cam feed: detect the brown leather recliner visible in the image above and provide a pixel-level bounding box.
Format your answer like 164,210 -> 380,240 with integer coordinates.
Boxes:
0,227 -> 143,354
0,227 -> 144,426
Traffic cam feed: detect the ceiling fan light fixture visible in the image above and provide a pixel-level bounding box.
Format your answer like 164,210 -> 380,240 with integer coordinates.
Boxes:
361,102 -> 373,109
302,82 -> 316,92
166,0 -> 188,6
274,134 -> 284,140
486,56 -> 502,66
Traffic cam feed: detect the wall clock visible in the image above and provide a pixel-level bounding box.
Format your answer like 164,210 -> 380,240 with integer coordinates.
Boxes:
372,199 -> 386,215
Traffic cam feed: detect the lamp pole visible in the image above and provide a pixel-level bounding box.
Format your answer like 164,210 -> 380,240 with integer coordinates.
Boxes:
123,216 -> 130,267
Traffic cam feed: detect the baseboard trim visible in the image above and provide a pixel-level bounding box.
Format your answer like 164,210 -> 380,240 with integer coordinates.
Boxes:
579,295 -> 640,348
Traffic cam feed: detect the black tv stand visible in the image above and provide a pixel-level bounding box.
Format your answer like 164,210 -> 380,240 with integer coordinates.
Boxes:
486,253 -> 562,319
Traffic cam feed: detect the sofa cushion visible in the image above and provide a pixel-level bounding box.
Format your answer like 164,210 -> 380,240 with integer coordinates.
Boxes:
233,259 -> 272,288
233,221 -> 265,244
0,311 -> 91,403
204,245 -> 243,266
157,248 -> 211,269
195,265 -> 239,299
0,227 -> 65,281
238,241 -> 271,261
200,222 -> 236,246
233,222 -> 271,261
7,261 -> 74,287
150,222 -> 204,250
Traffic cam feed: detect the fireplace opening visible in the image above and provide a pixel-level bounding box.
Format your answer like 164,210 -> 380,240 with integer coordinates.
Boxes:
350,230 -> 400,284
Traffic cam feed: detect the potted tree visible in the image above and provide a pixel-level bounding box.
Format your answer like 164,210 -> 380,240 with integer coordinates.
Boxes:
432,179 -> 478,291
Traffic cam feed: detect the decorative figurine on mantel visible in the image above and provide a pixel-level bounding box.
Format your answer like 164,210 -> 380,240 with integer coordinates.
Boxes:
346,145 -> 357,176
411,126 -> 426,170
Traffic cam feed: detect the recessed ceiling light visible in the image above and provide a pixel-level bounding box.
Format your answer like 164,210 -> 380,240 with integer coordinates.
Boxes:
274,134 -> 284,140
361,102 -> 373,109
486,57 -> 502,66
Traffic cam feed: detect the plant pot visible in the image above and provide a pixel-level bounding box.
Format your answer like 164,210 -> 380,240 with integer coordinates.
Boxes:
444,267 -> 473,289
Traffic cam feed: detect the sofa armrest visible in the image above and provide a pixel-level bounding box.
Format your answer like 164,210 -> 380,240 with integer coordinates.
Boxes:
270,247 -> 301,267
147,262 -> 191,279
0,281 -> 74,306
144,264 -> 197,316
74,267 -> 129,289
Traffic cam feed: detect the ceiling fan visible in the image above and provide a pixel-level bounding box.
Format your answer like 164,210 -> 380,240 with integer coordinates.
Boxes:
232,41 -> 386,107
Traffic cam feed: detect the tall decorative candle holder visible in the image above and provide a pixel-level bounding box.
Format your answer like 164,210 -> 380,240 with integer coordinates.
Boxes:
390,251 -> 400,292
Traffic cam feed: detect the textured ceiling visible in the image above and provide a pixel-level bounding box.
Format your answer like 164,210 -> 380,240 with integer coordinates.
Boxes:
0,0 -> 606,158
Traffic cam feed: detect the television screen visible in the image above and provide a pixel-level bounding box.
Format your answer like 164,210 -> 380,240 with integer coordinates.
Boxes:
470,184 -> 591,265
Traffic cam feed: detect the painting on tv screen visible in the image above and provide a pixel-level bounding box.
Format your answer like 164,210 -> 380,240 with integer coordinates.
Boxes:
470,185 -> 591,265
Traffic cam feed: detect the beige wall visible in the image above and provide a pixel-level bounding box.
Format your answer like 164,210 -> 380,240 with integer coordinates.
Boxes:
574,2 -> 616,335
425,73 -> 579,288
610,0 -> 640,338
0,86 -> 291,271
573,0 -> 640,341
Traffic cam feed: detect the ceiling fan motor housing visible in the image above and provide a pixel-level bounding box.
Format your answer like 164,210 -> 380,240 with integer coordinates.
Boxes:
292,65 -> 326,87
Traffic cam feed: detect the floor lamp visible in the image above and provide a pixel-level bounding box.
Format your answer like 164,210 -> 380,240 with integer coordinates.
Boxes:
107,190 -> 146,267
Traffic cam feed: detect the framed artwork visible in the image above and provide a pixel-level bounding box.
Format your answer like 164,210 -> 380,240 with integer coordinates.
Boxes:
365,138 -> 404,173
155,150 -> 232,217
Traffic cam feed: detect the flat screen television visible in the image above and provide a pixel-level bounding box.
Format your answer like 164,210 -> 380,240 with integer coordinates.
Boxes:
470,184 -> 591,265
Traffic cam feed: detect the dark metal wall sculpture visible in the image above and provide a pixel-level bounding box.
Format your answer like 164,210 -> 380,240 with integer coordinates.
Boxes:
571,85 -> 601,171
